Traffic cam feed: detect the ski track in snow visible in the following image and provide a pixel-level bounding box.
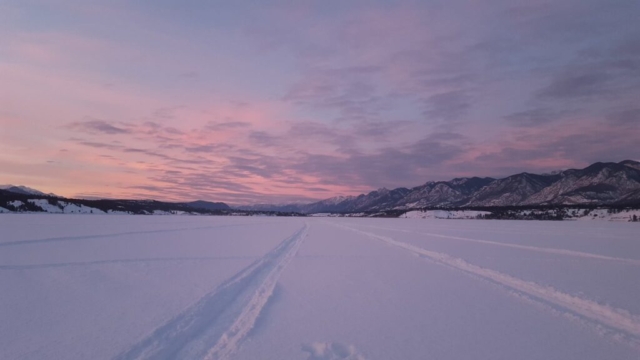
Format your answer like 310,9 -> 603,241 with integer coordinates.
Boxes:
332,222 -> 640,345
354,223 -> 640,266
0,256 -> 259,270
113,222 -> 309,360
0,222 -> 271,248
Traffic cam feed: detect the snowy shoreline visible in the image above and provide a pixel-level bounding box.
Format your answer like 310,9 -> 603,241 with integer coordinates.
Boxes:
2,198 -> 640,222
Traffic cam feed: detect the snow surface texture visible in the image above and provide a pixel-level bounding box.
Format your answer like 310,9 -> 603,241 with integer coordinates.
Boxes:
0,215 -> 639,360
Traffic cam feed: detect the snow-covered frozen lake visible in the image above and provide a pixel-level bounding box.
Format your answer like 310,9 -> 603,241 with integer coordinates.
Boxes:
1,215 -> 639,360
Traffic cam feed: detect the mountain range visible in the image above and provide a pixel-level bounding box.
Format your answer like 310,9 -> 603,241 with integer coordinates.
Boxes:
2,160 -> 639,215
240,160 -> 640,213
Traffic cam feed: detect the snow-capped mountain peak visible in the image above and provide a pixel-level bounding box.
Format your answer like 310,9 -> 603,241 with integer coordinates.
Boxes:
0,185 -> 57,197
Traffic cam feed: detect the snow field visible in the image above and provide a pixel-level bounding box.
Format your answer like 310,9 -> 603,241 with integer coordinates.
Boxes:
0,215 -> 638,359
333,222 -> 640,338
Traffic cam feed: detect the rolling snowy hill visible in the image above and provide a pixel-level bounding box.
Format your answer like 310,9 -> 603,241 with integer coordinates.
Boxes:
0,189 -> 251,216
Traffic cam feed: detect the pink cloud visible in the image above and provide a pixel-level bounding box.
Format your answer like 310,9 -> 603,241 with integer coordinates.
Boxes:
2,1 -> 638,204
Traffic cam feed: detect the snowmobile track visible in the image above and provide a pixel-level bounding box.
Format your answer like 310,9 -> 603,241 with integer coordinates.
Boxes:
113,222 -> 309,360
0,222 -> 271,248
354,223 -> 640,266
333,222 -> 640,344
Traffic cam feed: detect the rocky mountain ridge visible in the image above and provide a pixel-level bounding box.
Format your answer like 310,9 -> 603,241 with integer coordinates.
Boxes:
243,160 -> 640,213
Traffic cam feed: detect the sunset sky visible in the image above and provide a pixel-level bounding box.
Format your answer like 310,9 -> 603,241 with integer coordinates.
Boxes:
1,0 -> 639,204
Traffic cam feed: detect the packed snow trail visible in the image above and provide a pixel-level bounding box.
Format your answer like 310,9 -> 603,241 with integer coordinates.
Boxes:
113,222 -> 309,360
332,222 -> 640,343
353,223 -> 640,265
